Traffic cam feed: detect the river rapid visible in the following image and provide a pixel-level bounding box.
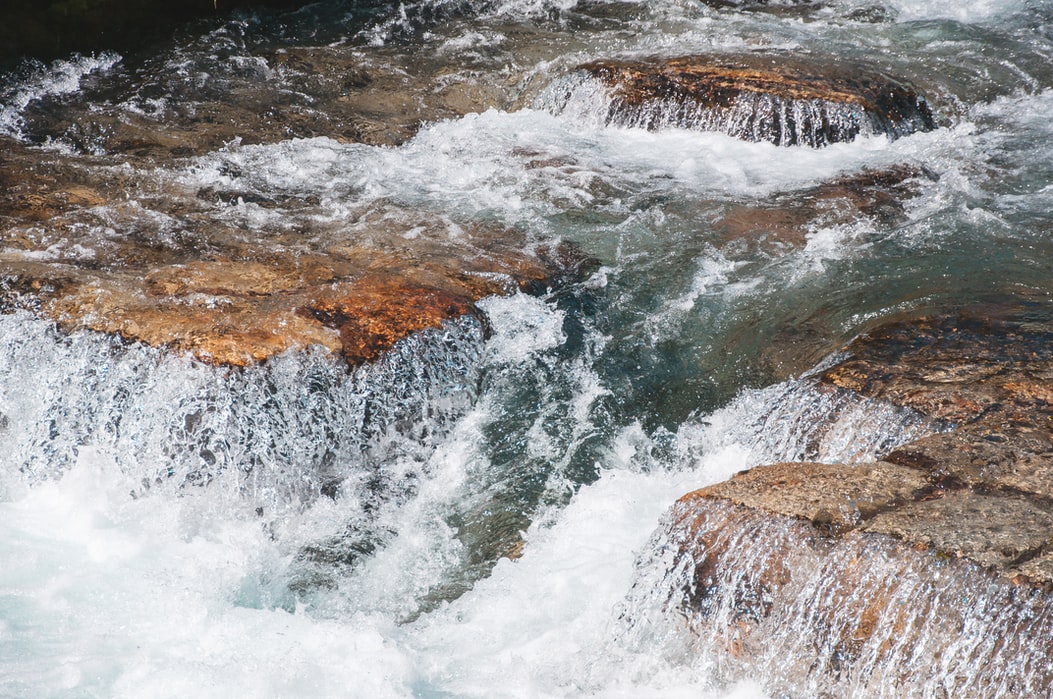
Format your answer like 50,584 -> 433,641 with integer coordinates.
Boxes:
2,0 -> 1053,696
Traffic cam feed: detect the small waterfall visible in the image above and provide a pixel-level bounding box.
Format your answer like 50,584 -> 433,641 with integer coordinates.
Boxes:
620,499 -> 1053,697
538,70 -> 935,147
0,312 -> 485,512
676,375 -> 946,471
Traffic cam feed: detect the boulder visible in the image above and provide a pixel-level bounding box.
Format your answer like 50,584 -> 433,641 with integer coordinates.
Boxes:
573,54 -> 936,146
654,303 -> 1053,694
819,305 -> 1053,426
660,494 -> 1053,696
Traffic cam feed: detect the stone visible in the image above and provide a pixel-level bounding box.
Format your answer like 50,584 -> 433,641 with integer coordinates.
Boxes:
687,461 -> 930,533
575,54 -> 937,146
2,233 -> 589,367
862,490 -> 1053,571
716,164 -> 935,248
655,303 -> 1053,693
13,43 -> 526,157
657,496 -> 1053,696
671,304 -> 1053,583
819,304 -> 1053,426
885,425 -> 1053,497
0,151 -> 594,366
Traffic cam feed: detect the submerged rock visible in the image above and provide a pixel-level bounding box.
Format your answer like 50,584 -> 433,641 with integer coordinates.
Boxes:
654,303 -> 1053,694
716,164 -> 935,249
570,54 -> 936,146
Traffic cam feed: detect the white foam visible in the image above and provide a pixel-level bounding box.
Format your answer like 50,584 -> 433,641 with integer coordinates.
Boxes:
178,106 -> 936,239
477,292 -> 567,363
0,450 -> 417,699
405,467 -> 768,698
0,53 -> 121,140
884,0 -> 1029,23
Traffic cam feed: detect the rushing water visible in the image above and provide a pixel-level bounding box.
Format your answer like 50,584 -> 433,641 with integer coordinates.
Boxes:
2,0 -> 1053,696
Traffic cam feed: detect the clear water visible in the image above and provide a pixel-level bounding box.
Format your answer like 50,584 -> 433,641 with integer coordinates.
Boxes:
2,0 -> 1052,696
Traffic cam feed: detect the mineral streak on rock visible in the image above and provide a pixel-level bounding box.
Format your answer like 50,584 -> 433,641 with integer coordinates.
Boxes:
575,55 -> 936,146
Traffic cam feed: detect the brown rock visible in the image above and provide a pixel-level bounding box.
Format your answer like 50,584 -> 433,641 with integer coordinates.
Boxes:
862,489 -> 1053,571
0,156 -> 593,367
302,278 -> 481,365
687,461 -> 929,533
885,425 -> 1053,497
657,303 -> 1053,692
658,497 -> 1053,696
575,54 -> 936,146
819,305 -> 1053,426
716,164 -> 935,249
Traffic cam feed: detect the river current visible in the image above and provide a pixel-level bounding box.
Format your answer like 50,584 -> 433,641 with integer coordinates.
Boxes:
2,0 -> 1052,696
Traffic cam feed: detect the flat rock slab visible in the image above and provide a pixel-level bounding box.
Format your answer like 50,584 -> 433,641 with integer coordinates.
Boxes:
693,461 -> 929,533
1,231 -> 587,366
0,152 -> 591,366
575,54 -> 936,146
862,490 -> 1053,572
820,304 -> 1053,426
885,425 -> 1053,497
684,460 -> 1053,581
677,304 -> 1053,583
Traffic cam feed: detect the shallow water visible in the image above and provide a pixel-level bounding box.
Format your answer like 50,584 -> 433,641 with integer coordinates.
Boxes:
2,0 -> 1053,696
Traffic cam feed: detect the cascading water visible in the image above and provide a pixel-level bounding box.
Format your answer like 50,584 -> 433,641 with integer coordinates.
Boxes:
621,499 -> 1053,698
2,0 -> 1053,696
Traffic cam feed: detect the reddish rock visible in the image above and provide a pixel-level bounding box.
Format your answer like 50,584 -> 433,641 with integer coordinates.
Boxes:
302,278 -> 481,365
0,152 -> 593,366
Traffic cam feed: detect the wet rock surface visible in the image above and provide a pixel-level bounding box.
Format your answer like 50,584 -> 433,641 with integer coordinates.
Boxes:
659,497 -> 1053,696
715,164 -> 935,250
820,305 -> 1053,426
696,461 -> 931,533
10,20 -> 572,158
0,230 -> 587,366
574,54 -> 936,146
677,303 -> 1053,578
0,144 -> 591,367
660,303 -> 1053,691
16,46 -> 520,156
